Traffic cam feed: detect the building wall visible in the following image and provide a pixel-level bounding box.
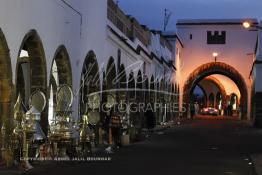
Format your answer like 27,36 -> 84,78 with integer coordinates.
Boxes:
176,20 -> 258,119
0,0 -> 174,121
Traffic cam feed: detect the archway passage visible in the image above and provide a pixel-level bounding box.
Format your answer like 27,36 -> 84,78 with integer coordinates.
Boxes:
50,46 -> 72,87
150,76 -> 155,103
118,64 -> 127,103
135,70 -> 143,129
79,51 -> 101,145
16,30 -> 47,98
144,76 -> 149,104
192,84 -> 207,108
183,62 -> 248,119
49,46 -> 72,124
128,72 -> 136,141
202,76 -> 227,108
79,51 -> 100,116
16,30 -> 47,133
103,57 -> 117,109
0,29 -> 13,142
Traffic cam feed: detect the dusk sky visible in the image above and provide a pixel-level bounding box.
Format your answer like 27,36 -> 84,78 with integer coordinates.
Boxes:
117,0 -> 262,31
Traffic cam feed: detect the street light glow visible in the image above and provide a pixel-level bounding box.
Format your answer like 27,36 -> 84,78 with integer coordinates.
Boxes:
213,52 -> 218,57
243,21 -> 251,29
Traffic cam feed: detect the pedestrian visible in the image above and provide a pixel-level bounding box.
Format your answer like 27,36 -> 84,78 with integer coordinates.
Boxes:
145,107 -> 155,132
110,111 -> 122,148
194,102 -> 199,115
190,103 -> 195,118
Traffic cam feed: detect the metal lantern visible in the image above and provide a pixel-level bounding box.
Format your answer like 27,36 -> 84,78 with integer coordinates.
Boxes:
25,90 -> 47,142
48,85 -> 74,157
78,93 -> 101,154
19,90 -> 46,170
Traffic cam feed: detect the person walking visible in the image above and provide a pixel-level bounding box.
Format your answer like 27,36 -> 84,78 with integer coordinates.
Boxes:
110,112 -> 122,148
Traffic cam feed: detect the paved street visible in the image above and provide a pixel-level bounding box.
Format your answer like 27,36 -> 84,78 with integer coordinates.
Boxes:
24,117 -> 262,175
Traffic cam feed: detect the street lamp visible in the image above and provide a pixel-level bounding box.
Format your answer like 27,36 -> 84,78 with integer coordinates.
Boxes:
242,21 -> 262,30
212,52 -> 218,62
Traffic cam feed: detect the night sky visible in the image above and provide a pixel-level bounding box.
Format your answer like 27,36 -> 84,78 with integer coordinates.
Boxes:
116,0 -> 262,31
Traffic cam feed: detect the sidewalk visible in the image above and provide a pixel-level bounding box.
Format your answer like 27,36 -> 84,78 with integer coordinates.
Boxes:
0,118 -> 190,175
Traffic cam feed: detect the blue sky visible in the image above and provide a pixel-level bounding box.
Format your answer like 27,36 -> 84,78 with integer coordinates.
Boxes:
117,0 -> 262,30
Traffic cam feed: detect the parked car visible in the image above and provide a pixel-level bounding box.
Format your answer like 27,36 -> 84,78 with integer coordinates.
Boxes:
201,107 -> 219,116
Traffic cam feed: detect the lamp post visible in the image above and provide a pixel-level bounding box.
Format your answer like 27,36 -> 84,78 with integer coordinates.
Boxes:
212,52 -> 218,62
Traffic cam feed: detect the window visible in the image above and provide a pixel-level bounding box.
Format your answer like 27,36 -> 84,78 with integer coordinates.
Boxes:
207,31 -> 226,44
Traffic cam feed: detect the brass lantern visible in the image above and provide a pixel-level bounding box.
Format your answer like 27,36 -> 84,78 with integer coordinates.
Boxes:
48,85 -> 74,157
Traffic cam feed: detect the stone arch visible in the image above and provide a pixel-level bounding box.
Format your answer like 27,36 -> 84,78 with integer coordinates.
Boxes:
105,57 -> 117,90
48,46 -> 73,125
150,75 -> 155,103
201,76 -> 227,109
136,70 -> 143,121
229,93 -> 239,110
16,30 -> 47,97
16,29 -> 48,133
208,93 -> 215,107
79,51 -> 100,116
103,57 -> 117,115
136,70 -> 143,103
119,64 -> 127,89
183,62 -> 248,119
144,76 -> 149,104
0,28 -> 13,138
118,64 -> 127,103
194,83 -> 208,107
128,71 -> 135,101
49,46 -> 72,105
50,45 -> 72,87
216,92 -> 222,108
128,71 -> 137,141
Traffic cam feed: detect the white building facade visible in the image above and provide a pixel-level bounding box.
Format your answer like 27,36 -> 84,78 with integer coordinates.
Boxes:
0,0 -> 177,151
176,19 -> 258,120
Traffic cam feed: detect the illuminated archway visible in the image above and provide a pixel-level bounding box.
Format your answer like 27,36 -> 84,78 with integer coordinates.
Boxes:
208,93 -> 215,107
183,62 -> 248,119
192,84 -> 207,107
200,76 -> 227,109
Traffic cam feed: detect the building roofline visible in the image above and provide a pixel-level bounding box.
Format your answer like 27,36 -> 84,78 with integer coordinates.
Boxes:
163,34 -> 184,48
108,25 -> 177,71
176,18 -> 258,26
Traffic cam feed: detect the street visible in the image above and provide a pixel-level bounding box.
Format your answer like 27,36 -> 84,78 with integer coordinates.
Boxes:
24,116 -> 262,175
